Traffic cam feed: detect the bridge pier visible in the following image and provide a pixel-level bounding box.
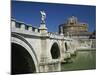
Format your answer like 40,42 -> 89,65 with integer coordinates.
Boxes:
39,60 -> 61,72
60,40 -> 66,62
38,23 -> 61,72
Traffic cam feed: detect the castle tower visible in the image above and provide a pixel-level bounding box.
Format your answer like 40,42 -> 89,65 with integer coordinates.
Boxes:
59,16 -> 91,39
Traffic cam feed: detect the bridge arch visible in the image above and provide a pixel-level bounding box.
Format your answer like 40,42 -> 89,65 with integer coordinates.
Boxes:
50,42 -> 60,59
65,42 -> 68,51
64,41 -> 71,51
11,33 -> 39,74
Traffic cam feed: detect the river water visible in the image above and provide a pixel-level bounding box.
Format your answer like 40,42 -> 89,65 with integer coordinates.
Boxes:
61,50 -> 96,71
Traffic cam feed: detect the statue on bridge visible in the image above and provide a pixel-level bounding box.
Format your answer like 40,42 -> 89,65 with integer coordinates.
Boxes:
40,10 -> 46,24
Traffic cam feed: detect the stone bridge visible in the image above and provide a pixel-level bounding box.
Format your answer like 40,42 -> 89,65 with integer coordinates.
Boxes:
11,18 -> 78,74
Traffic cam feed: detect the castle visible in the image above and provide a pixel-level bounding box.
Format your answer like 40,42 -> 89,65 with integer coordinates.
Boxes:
59,16 -> 92,39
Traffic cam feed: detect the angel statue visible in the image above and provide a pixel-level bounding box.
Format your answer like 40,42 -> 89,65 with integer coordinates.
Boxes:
40,10 -> 46,23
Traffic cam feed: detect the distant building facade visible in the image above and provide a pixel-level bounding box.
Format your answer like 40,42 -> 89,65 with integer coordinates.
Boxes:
59,16 -> 92,39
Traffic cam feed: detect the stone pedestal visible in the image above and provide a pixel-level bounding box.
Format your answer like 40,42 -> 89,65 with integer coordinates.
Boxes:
39,23 -> 47,34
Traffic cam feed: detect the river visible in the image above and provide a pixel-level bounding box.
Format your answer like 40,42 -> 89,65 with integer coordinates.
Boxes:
61,49 -> 96,71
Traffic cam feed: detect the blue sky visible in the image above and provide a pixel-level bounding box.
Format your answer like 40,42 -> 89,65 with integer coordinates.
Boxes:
11,1 -> 96,32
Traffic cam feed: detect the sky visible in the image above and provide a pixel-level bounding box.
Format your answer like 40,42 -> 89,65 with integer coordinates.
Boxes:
11,1 -> 96,32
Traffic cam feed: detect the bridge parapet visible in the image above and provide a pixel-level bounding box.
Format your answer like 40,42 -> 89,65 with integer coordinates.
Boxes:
11,18 -> 74,42
64,37 -> 73,41
48,32 -> 64,39
47,32 -> 74,44
11,18 -> 40,33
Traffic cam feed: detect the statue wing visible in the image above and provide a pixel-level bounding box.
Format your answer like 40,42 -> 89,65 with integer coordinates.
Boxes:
40,11 -> 46,19
40,11 -> 46,15
40,11 -> 43,14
